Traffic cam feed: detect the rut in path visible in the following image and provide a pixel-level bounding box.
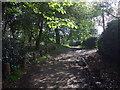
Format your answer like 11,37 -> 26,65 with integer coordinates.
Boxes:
17,48 -> 98,88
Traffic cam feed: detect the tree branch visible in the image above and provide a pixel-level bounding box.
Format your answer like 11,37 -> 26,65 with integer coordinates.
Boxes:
104,10 -> 120,19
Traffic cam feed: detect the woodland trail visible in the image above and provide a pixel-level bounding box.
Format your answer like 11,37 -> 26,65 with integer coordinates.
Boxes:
16,47 -> 119,89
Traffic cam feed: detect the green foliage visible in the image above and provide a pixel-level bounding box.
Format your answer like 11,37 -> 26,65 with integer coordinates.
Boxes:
6,70 -> 23,83
35,44 -> 69,63
69,41 -> 81,46
36,55 -> 49,64
63,44 -> 71,48
82,37 -> 98,49
92,2 -> 113,17
48,44 -> 69,54
2,2 -> 101,80
98,19 -> 120,63
2,38 -> 26,66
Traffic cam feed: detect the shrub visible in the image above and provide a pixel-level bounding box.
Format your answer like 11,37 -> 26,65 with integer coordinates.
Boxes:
69,41 -> 81,46
6,70 -> 23,82
82,37 -> 98,49
98,19 -> 120,63
2,38 -> 26,67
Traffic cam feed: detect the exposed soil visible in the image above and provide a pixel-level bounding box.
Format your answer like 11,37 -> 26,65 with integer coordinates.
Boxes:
3,47 -> 120,89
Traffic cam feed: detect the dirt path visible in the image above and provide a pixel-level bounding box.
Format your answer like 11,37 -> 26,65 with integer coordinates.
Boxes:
16,47 -> 119,88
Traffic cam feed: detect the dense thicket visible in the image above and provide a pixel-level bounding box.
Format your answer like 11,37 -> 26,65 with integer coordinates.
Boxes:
98,19 -> 120,63
82,37 -> 97,49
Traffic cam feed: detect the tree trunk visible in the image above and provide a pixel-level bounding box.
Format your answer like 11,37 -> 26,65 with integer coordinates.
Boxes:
36,21 -> 43,49
32,52 -> 36,61
20,57 -> 26,68
28,33 -> 32,46
55,28 -> 60,44
3,63 -> 11,76
102,11 -> 105,31
3,21 -> 7,36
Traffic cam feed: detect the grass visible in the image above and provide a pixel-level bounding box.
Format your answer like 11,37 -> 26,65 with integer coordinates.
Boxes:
63,44 -> 71,48
35,44 -> 70,64
51,44 -> 69,54
35,54 -> 50,63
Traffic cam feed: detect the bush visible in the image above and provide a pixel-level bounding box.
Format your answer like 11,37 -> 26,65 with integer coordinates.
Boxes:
82,37 -> 98,49
2,38 -> 26,67
98,19 -> 120,63
6,70 -> 23,82
69,41 -> 81,46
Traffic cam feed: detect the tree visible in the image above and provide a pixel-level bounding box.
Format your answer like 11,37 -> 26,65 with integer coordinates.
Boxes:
92,2 -> 116,31
2,2 -> 101,74
98,19 -> 120,63
65,2 -> 96,44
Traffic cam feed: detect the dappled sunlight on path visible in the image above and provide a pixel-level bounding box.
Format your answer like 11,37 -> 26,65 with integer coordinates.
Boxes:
17,48 -> 119,88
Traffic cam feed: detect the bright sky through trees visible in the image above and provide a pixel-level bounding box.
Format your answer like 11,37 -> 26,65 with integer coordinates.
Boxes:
96,26 -> 103,34
86,0 -> 119,35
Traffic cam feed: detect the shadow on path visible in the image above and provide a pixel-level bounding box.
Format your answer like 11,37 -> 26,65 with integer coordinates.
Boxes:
16,48 -> 119,89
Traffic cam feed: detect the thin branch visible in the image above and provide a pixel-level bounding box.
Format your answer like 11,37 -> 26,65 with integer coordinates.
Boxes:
104,10 -> 120,19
